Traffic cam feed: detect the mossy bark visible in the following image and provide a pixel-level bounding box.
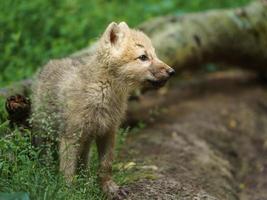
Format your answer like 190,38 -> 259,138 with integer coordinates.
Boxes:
139,0 -> 267,72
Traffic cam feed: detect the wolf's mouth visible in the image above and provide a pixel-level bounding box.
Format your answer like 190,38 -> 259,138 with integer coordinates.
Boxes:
146,79 -> 168,88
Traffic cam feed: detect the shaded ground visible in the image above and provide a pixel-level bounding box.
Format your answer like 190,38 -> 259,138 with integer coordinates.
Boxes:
119,71 -> 267,199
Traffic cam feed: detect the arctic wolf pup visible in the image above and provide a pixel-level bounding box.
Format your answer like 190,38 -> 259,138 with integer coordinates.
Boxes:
32,22 -> 175,199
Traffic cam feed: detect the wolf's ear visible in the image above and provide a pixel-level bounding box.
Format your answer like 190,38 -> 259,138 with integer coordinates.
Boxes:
118,22 -> 129,30
103,22 -> 128,46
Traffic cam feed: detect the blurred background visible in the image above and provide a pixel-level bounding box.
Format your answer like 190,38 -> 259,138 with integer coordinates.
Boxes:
0,0 -> 250,87
3,1 -> 267,200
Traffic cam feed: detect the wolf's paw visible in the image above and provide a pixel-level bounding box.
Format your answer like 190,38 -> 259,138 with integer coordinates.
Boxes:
103,180 -> 129,200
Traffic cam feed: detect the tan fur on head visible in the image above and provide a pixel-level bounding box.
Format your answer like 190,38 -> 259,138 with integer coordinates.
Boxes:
32,21 -> 174,199
97,21 -> 174,88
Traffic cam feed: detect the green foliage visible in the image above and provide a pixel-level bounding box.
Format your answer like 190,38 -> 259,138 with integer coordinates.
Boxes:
0,192 -> 30,200
0,0 -> 250,87
0,125 -> 130,199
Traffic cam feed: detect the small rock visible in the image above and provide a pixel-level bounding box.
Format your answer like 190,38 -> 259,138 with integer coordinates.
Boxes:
124,162 -> 136,170
140,165 -> 158,171
229,119 -> 237,128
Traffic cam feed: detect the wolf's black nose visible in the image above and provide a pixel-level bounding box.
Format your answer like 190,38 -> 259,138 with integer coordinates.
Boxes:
167,68 -> 175,76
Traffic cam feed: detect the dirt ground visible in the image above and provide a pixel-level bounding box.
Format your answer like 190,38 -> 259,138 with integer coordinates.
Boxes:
119,71 -> 267,200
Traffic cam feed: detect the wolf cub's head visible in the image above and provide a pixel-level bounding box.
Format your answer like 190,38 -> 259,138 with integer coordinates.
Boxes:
98,22 -> 175,88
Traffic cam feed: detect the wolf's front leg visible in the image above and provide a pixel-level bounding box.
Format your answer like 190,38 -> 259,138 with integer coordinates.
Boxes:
96,131 -> 128,199
59,136 -> 91,183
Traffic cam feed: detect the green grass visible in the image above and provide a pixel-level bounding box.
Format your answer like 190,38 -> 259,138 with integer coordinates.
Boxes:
0,0 -> 251,199
0,126 -> 131,200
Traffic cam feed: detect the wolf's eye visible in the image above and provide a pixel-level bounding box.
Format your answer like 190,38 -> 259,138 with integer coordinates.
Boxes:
138,54 -> 149,61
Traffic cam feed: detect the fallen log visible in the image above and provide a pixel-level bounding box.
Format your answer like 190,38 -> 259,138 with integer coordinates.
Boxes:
77,0 -> 267,72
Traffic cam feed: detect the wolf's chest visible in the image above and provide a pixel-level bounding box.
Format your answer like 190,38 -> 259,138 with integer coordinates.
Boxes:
87,101 -> 126,134
81,82 -> 128,133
